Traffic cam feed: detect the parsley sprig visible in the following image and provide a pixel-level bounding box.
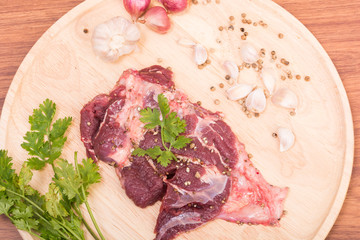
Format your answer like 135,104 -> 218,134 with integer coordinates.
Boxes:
0,99 -> 105,240
132,94 -> 192,167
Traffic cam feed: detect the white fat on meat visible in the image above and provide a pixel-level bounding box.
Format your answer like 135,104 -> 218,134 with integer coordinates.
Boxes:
167,166 -> 228,208
156,212 -> 202,240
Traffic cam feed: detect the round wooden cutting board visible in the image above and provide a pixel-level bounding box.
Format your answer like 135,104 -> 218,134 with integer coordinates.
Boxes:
0,0 -> 354,239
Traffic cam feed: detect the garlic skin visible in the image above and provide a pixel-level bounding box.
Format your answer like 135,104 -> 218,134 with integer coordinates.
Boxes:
144,6 -> 171,34
240,43 -> 258,64
160,0 -> 188,13
178,38 -> 196,47
245,88 -> 266,113
261,68 -> 276,95
92,16 -> 140,62
226,84 -> 253,101
123,0 -> 150,21
194,44 -> 207,65
272,88 -> 299,109
223,60 -> 239,80
277,127 -> 295,152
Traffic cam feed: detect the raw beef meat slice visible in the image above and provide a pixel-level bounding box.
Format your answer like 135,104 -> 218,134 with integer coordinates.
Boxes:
80,65 -> 288,240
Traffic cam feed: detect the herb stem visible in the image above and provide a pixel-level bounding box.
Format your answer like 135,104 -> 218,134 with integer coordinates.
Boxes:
7,214 -> 47,240
5,189 -> 45,214
74,152 -> 105,240
82,188 -> 106,240
33,212 -> 71,240
73,204 -> 100,240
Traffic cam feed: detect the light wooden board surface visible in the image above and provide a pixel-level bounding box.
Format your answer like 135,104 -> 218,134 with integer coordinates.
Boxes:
0,0 -> 355,239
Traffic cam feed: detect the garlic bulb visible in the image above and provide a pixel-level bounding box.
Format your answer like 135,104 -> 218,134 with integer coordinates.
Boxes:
277,127 -> 295,152
92,16 -> 140,62
272,88 -> 298,109
194,44 -> 207,65
223,60 -> 239,79
178,38 -> 196,47
261,68 -> 276,95
245,88 -> 266,113
240,43 -> 258,64
226,84 -> 253,101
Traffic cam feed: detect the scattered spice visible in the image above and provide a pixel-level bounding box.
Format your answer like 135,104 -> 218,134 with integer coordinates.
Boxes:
240,27 -> 245,32
214,99 -> 220,105
83,28 -> 89,34
225,75 -> 231,80
186,167 -> 190,173
254,113 -> 259,118
215,0 -> 220,3
219,26 -> 224,31
278,33 -> 284,39
196,101 -> 202,106
241,13 -> 246,18
219,83 -> 224,88
272,133 -> 278,138
290,111 -> 296,116
296,74 -> 301,80
281,58 -> 290,66
229,16 -> 235,21
248,153 -> 253,158
281,75 -> 286,81
304,76 -> 311,81
190,143 -> 195,149
228,25 -> 234,31
210,86 -> 216,91
195,171 -> 201,178
244,32 -> 248,36
157,58 -> 163,63
253,22 -> 258,26
241,35 -> 247,40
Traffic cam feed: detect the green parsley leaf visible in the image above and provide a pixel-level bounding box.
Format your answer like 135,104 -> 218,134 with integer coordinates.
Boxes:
78,158 -> 101,193
0,150 -> 15,182
139,108 -> 161,129
132,147 -> 162,162
13,218 -> 39,231
19,163 -> 33,193
45,183 -> 68,218
12,206 -> 33,219
132,148 -> 148,157
157,94 -> 170,117
0,196 -> 13,215
21,99 -> 72,169
172,135 -> 192,150
53,159 -> 82,201
157,151 -> 176,167
26,157 -> 46,170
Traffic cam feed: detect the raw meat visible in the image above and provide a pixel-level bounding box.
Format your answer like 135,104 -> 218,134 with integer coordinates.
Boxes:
80,65 -> 288,240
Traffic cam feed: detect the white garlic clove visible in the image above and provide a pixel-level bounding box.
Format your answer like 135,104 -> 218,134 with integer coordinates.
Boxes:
223,60 -> 239,79
194,44 -> 207,65
277,127 -> 295,152
92,16 -> 140,62
178,38 -> 196,47
245,88 -> 266,113
240,43 -> 259,64
271,88 -> 299,109
261,68 -> 277,95
226,84 -> 253,101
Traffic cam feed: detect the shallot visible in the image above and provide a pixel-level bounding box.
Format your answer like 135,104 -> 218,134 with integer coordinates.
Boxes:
123,0 -> 150,21
160,0 -> 188,13
143,6 -> 171,34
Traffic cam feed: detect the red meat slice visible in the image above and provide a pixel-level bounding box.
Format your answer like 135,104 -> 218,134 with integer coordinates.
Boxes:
80,65 -> 288,240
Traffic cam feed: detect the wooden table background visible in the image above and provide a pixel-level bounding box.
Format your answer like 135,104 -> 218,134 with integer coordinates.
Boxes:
0,0 -> 359,239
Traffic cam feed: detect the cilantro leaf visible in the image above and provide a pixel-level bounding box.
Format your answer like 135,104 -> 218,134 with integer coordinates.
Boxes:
158,94 -> 170,117
53,159 -> 82,201
13,218 -> 39,231
21,99 -> 72,170
19,163 -> 33,193
12,206 -> 33,219
45,183 -> 68,218
132,146 -> 162,161
157,151 -> 176,167
26,157 -> 46,170
78,158 -> 101,193
139,108 -> 161,129
0,150 -> 15,182
172,135 -> 192,150
132,148 -> 148,157
0,196 -> 13,215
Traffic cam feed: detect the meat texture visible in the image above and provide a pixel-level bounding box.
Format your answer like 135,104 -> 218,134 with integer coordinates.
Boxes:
80,65 -> 288,240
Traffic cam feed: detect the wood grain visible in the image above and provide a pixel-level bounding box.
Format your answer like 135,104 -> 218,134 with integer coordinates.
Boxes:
0,0 -> 359,239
